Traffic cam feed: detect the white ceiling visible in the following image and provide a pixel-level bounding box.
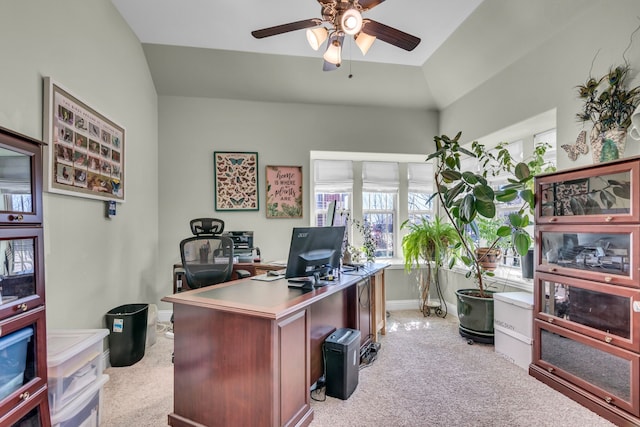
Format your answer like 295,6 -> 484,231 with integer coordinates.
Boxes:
109,0 -> 595,111
110,0 -> 483,67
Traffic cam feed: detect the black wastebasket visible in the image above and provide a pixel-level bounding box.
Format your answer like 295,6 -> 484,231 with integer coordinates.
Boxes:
105,303 -> 148,367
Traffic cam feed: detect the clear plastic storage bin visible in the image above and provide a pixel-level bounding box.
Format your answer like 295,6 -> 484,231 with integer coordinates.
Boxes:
0,326 -> 33,400
50,374 -> 108,427
47,329 -> 108,412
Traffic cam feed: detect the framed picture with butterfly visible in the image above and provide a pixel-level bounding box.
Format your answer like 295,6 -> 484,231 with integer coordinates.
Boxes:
214,151 -> 259,211
43,77 -> 125,202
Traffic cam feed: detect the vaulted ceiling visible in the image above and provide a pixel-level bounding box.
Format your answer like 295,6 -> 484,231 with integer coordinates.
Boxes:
111,0 -> 593,110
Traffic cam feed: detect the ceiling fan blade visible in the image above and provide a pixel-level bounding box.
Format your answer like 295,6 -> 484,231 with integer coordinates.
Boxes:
357,0 -> 386,11
361,19 -> 420,51
251,19 -> 321,39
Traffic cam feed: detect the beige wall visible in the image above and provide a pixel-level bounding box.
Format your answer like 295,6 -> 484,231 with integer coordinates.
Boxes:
0,1 -> 158,328
157,96 -> 438,309
2,0 -> 640,326
437,0 -> 640,171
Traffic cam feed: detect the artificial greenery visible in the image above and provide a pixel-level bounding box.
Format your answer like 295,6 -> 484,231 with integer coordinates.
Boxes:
576,63 -> 640,132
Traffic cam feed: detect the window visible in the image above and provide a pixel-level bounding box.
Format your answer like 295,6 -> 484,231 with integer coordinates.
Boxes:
362,162 -> 399,258
362,192 -> 395,257
313,159 -> 353,226
315,193 -> 350,226
312,153 -> 426,260
407,162 -> 434,223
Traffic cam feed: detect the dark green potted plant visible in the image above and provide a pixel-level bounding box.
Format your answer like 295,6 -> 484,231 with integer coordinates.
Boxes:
427,132 -> 537,343
401,216 -> 460,317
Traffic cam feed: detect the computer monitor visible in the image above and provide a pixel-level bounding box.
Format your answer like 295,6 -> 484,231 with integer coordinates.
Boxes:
285,226 -> 346,279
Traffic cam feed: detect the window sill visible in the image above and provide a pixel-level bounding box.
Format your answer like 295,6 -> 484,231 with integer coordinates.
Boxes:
446,265 -> 533,292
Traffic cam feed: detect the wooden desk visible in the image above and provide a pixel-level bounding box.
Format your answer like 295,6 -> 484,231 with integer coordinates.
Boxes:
162,264 -> 387,427
172,262 -> 283,293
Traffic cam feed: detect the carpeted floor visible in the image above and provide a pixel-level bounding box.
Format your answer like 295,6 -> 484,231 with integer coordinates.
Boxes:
102,310 -> 615,426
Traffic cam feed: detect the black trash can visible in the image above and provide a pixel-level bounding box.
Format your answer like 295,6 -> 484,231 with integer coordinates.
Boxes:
105,303 -> 148,367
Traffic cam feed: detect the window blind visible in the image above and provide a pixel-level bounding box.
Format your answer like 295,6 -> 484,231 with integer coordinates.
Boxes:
407,162 -> 434,193
314,160 -> 353,192
362,161 -> 399,192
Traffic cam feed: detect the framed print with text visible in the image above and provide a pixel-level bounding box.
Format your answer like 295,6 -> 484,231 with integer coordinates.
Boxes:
266,165 -> 302,218
43,77 -> 125,202
214,151 -> 259,211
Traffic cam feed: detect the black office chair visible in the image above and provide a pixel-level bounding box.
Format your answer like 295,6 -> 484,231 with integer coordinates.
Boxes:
179,218 -> 250,288
172,219 -> 249,363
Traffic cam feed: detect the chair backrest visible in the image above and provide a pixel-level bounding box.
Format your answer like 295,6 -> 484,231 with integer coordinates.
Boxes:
179,219 -> 234,289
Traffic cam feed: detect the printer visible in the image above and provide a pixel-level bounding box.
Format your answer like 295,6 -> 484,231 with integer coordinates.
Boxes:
223,231 -> 257,262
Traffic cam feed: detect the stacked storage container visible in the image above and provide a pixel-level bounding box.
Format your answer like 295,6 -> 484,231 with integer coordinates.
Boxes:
47,329 -> 110,426
493,292 -> 534,370
0,327 -> 33,400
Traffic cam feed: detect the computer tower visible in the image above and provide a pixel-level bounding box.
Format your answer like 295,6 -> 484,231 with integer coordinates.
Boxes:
323,328 -> 361,400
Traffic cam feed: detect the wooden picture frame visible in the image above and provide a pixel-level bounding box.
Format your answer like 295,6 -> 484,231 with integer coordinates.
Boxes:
266,165 -> 303,218
214,151 -> 259,211
43,77 -> 125,202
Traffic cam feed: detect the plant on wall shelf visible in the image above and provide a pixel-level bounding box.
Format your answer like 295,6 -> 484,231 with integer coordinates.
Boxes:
576,63 -> 640,161
577,63 -> 640,132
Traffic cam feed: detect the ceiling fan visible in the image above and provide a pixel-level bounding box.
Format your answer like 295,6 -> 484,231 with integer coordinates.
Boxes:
251,0 -> 421,71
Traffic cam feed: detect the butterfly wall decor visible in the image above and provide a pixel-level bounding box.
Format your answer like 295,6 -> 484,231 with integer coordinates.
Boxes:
214,152 -> 259,211
561,130 -> 589,161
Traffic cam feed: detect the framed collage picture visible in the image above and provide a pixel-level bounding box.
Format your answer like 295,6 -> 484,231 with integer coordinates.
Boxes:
43,77 -> 125,202
214,151 -> 259,211
265,165 -> 303,218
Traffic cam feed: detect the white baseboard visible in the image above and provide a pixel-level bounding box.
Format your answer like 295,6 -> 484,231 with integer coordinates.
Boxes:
386,299 -> 459,318
386,299 -> 419,311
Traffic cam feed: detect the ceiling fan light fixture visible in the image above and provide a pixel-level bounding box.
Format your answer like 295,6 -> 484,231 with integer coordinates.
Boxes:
306,26 -> 328,51
341,9 -> 362,35
323,39 -> 342,65
355,32 -> 376,55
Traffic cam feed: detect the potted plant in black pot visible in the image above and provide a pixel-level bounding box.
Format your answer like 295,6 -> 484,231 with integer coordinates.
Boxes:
427,132 -> 538,343
401,216 -> 460,317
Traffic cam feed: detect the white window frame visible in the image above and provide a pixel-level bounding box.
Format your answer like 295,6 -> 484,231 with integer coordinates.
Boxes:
311,151 -> 428,262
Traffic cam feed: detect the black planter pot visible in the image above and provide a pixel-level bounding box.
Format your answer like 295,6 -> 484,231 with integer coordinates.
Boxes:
521,248 -> 534,279
456,289 -> 495,344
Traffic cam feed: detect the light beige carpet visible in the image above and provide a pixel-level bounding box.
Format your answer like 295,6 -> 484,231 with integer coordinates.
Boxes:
102,310 -> 615,426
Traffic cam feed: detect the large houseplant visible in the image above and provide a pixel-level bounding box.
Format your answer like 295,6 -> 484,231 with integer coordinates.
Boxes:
576,63 -> 640,162
401,216 -> 459,317
427,132 -> 538,342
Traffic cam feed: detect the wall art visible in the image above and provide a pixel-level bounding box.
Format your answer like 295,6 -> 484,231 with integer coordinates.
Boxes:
265,165 -> 302,218
43,77 -> 125,202
214,151 -> 259,211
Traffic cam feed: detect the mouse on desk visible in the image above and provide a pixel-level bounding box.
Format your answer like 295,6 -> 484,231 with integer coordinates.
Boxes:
267,270 -> 281,277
